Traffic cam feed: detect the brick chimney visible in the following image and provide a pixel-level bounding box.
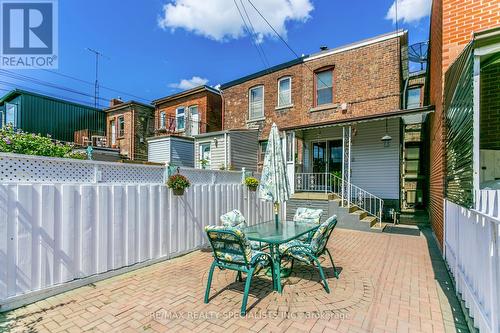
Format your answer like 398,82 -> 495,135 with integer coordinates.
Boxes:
110,98 -> 123,107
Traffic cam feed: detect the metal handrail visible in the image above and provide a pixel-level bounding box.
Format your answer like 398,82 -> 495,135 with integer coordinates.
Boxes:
295,172 -> 383,226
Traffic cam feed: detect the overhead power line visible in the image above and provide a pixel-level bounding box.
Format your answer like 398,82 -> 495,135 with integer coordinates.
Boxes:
41,69 -> 151,103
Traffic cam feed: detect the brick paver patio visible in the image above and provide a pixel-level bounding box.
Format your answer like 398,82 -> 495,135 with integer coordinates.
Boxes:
0,226 -> 469,333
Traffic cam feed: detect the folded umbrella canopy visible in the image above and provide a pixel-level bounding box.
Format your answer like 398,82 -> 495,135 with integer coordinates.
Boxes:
258,123 -> 291,226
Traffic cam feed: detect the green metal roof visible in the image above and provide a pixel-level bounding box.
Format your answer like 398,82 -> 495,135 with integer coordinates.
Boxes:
0,88 -> 102,111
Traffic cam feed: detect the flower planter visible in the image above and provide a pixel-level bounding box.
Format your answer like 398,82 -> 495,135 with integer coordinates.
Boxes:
248,186 -> 257,192
173,188 -> 185,196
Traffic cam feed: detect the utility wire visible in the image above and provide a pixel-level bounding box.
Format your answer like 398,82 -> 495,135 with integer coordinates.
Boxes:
40,69 -> 151,103
0,69 -> 110,102
0,80 -> 108,108
234,0 -> 270,72
239,0 -> 271,69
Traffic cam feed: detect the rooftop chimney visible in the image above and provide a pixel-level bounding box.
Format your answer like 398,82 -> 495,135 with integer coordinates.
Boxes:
320,45 -> 328,51
110,98 -> 123,107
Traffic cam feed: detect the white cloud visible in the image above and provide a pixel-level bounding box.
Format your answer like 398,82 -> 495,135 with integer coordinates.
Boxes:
168,76 -> 209,90
158,0 -> 313,42
386,0 -> 431,24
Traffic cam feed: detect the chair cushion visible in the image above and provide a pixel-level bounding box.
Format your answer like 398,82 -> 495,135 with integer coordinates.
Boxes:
310,215 -> 337,253
293,207 -> 323,225
279,239 -> 313,264
220,209 -> 247,228
205,225 -> 253,264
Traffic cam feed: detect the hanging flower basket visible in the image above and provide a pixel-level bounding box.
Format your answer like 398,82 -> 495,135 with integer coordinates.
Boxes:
167,174 -> 191,196
245,176 -> 259,192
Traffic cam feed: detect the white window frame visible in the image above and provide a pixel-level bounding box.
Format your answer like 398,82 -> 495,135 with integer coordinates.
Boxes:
160,111 -> 166,129
199,142 -> 211,169
176,107 -> 185,131
188,105 -> 199,134
277,76 -> 292,107
248,85 -> 264,120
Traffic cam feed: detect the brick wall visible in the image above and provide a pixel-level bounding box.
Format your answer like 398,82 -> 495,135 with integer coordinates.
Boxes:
106,104 -> 154,161
223,36 -> 403,140
480,62 -> 500,150
154,91 -> 222,135
427,0 -> 500,247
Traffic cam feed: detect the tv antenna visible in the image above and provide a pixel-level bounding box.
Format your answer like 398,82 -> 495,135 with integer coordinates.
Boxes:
86,48 -> 110,108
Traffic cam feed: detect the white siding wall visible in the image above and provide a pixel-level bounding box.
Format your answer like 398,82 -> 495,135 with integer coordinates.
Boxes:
350,119 -> 400,199
194,134 -> 226,170
301,119 -> 400,199
148,138 -> 170,163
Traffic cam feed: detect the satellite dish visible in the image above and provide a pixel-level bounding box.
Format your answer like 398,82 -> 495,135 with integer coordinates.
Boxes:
408,41 -> 428,70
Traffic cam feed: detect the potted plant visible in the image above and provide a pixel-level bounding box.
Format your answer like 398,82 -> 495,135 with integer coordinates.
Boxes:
244,177 -> 259,191
200,159 -> 209,169
167,174 -> 191,196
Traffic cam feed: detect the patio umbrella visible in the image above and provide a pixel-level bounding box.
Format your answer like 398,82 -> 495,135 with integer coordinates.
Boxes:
258,123 -> 291,227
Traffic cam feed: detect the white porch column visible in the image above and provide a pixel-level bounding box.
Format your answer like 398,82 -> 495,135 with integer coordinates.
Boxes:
284,131 -> 295,194
342,126 -> 352,205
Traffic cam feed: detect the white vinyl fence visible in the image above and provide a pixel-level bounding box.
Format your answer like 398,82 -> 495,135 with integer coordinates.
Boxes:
444,190 -> 500,333
0,153 -> 274,311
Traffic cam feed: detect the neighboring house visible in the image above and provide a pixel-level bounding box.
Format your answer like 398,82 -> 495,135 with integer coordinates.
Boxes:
147,135 -> 194,167
427,0 -> 500,247
193,129 -> 259,171
0,89 -> 106,143
221,30 -> 434,229
147,85 -> 222,165
152,85 -> 222,136
104,99 -> 154,161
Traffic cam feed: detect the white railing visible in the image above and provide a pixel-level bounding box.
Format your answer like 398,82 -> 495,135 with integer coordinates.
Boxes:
444,190 -> 500,333
294,173 -> 383,225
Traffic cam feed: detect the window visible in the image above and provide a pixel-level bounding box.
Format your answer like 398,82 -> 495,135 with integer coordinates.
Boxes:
5,103 -> 17,127
110,119 -> 116,145
189,105 -> 199,135
160,112 -> 166,129
315,70 -> 333,106
249,86 -> 264,120
278,77 -> 291,107
259,140 -> 268,163
199,143 -> 211,169
118,116 -> 125,137
176,107 -> 185,131
407,86 -> 422,109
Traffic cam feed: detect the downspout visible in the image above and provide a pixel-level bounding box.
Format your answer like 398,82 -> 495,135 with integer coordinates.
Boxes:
220,89 -> 224,130
224,132 -> 228,169
131,106 -> 135,160
402,78 -> 409,109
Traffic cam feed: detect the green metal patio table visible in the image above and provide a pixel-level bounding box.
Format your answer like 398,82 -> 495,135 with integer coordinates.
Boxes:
241,220 -> 320,294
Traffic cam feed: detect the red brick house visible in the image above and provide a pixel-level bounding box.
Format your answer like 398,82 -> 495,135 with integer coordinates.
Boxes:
427,0 -> 500,247
152,85 -> 222,137
104,99 -> 155,161
221,30 -> 433,229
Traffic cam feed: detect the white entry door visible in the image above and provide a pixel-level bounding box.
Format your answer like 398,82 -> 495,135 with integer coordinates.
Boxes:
189,106 -> 199,135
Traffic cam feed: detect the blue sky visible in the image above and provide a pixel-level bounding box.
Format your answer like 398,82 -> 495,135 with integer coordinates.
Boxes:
0,0 -> 431,108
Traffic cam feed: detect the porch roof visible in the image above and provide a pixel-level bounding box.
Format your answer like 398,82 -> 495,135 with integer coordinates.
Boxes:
281,106 -> 434,131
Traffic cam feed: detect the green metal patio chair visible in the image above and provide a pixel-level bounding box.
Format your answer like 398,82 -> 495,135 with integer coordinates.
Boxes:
279,215 -> 339,293
220,209 -> 263,250
204,225 -> 274,315
293,207 -> 324,242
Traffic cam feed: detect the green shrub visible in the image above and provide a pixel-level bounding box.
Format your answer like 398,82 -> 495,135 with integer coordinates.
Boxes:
0,125 -> 84,159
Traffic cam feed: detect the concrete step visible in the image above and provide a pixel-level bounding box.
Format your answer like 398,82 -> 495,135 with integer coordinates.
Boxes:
361,215 -> 377,227
369,222 -> 388,233
352,210 -> 368,220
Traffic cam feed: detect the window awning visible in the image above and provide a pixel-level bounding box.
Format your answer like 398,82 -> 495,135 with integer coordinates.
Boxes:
281,106 -> 434,132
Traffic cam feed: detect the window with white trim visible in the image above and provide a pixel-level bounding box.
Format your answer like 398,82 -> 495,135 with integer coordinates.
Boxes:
249,86 -> 264,120
160,112 -> 166,129
278,77 -> 291,107
176,107 -> 185,131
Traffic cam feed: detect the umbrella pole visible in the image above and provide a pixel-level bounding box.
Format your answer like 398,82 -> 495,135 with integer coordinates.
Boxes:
274,202 -> 279,227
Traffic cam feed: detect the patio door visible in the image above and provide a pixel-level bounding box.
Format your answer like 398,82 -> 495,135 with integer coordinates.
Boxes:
312,140 -> 342,173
